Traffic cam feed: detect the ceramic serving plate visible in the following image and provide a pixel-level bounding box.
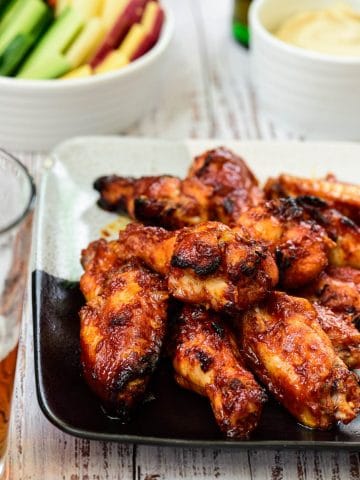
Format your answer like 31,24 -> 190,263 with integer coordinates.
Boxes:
33,136 -> 360,449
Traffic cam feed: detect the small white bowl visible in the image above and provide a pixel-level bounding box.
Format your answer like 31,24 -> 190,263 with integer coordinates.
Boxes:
250,0 -> 360,140
0,6 -> 173,151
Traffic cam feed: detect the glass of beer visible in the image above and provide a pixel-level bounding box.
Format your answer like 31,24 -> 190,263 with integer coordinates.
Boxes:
0,149 -> 35,478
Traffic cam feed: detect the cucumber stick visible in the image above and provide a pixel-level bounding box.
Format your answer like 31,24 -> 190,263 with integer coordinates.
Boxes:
0,7 -> 52,76
0,0 -> 14,19
0,0 -> 48,56
0,0 -> 24,38
21,51 -> 71,79
18,7 -> 84,79
0,34 -> 34,75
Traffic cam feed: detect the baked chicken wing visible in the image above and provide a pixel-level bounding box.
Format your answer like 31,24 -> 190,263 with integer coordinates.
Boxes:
187,146 -> 264,224
293,196 -> 360,270
265,180 -> 360,269
94,147 -> 263,229
80,239 -> 169,418
118,221 -> 278,313
236,198 -> 335,289
80,238 -> 126,301
311,303 -> 360,369
265,173 -> 360,225
172,305 -> 266,438
298,266 -> 360,368
94,174 -> 212,229
240,291 -> 360,429
299,266 -> 360,318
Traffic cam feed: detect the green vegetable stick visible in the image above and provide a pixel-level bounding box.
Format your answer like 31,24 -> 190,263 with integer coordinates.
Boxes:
18,7 -> 84,79
0,7 -> 52,76
0,0 -> 23,38
0,0 -> 14,19
19,51 -> 71,79
0,0 -> 48,55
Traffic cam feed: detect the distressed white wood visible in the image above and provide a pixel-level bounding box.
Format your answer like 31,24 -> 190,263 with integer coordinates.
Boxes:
5,0 -> 360,479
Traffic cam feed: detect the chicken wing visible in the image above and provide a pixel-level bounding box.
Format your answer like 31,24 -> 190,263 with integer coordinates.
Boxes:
311,303 -> 360,369
294,196 -> 360,270
80,239 -> 169,418
94,174 -> 212,229
296,267 -> 360,368
80,238 -> 126,301
187,146 -> 264,224
265,173 -> 360,225
264,179 -> 360,269
94,147 -> 263,229
240,291 -> 360,429
236,198 -> 335,289
299,266 -> 360,317
172,305 -> 266,438
118,221 -> 278,313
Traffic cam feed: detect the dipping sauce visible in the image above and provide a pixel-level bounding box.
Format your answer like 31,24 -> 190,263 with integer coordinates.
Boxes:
275,3 -> 360,56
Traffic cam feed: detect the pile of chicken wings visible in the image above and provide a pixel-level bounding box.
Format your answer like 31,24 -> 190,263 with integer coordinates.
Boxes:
79,147 -> 360,438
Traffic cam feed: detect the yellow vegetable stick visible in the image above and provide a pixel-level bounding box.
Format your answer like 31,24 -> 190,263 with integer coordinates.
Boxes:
118,23 -> 146,60
141,1 -> 159,33
72,0 -> 103,20
62,64 -> 92,79
95,50 -> 128,74
66,17 -> 105,68
102,0 -> 127,31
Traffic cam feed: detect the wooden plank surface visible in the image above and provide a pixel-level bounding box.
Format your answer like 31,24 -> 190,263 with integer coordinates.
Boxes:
6,0 -> 360,478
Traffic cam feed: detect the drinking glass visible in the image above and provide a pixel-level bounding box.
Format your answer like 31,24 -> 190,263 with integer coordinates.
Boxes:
0,149 -> 35,478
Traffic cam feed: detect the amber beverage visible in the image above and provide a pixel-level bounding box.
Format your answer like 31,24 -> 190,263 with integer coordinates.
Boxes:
0,150 -> 35,478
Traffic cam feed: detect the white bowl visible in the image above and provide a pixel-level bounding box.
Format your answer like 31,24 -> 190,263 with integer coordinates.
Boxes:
250,0 -> 360,140
0,6 -> 173,151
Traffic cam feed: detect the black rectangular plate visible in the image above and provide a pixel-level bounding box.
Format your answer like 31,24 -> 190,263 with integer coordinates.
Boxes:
33,269 -> 360,449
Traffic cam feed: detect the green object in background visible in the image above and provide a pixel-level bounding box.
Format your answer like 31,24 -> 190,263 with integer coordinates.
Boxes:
0,6 -> 52,76
232,0 -> 251,47
18,6 -> 84,79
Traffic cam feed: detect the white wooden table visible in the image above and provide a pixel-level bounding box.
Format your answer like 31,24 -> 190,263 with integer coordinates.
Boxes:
7,1 -> 360,478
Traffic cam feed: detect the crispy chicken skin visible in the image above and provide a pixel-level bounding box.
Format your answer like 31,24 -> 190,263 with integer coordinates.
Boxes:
79,239 -> 169,418
236,198 -> 335,289
265,173 -> 360,225
94,147 -> 263,229
240,292 -> 360,429
118,221 -> 278,313
172,305 -> 266,438
187,147 -> 264,224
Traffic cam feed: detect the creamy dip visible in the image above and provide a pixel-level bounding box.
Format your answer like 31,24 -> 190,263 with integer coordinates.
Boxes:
274,3 -> 360,56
